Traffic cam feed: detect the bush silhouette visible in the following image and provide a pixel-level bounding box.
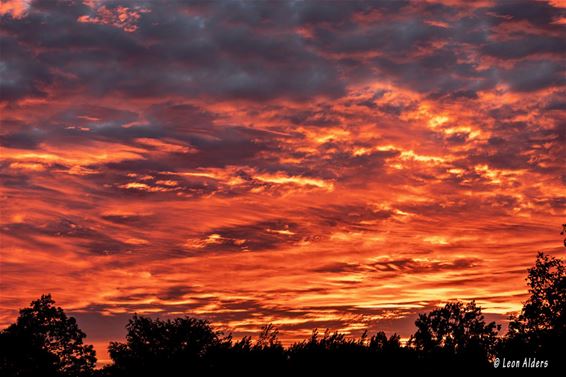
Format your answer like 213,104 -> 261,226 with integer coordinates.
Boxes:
0,294 -> 96,377
206,324 -> 287,373
287,329 -> 365,372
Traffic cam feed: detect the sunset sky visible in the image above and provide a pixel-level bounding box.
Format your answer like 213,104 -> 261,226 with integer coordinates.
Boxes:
1,0 -> 565,365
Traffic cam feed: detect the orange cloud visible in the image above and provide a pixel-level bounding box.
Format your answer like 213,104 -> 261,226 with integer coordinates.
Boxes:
77,4 -> 149,32
0,0 -> 30,18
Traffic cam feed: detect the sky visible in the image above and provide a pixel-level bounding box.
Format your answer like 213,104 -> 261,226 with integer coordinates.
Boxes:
1,0 -> 565,365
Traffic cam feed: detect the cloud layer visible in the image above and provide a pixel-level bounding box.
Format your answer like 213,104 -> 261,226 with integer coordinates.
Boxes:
1,0 -> 564,364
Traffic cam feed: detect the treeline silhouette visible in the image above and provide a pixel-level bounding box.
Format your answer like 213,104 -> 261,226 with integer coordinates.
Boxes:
1,252 -> 564,376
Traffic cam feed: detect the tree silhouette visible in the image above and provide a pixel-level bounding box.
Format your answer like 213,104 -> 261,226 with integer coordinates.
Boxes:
369,331 -> 401,352
105,315 -> 228,376
509,252 -> 565,335
0,294 -> 96,377
410,301 -> 499,368
503,252 -> 565,367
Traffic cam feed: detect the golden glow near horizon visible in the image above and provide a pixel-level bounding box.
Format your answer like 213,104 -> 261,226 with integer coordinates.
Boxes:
1,0 -> 565,366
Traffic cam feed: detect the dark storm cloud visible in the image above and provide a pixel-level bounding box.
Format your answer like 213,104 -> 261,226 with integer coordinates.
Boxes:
194,220 -> 306,253
1,217 -> 133,255
545,99 -> 566,111
147,103 -> 215,133
487,0 -> 565,27
0,128 -> 43,149
2,0 -> 565,104
190,0 -> 409,29
482,35 -> 566,60
50,105 -> 140,128
156,285 -> 198,301
311,18 -> 447,55
101,213 -> 155,227
312,262 -> 362,274
369,257 -> 480,273
312,204 -> 393,229
431,90 -> 479,101
275,107 -> 340,127
0,36 -> 52,101
1,0 -> 345,102
373,47 -> 497,96
0,168 -> 54,192
464,119 -> 563,174
188,203 -> 395,254
314,258 -> 480,275
181,127 -> 278,169
502,60 -> 565,92
0,102 -> 153,150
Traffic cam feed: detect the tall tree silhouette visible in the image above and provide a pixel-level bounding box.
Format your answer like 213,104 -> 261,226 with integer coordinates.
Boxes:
0,294 -> 96,377
410,301 -> 499,368
503,252 -> 565,366
508,252 -> 565,334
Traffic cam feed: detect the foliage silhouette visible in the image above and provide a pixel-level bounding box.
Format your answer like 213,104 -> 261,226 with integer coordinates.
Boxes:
0,294 -> 96,377
500,252 -> 565,368
104,315 -> 229,376
206,324 -> 287,374
409,300 -> 500,369
286,328 -> 413,373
